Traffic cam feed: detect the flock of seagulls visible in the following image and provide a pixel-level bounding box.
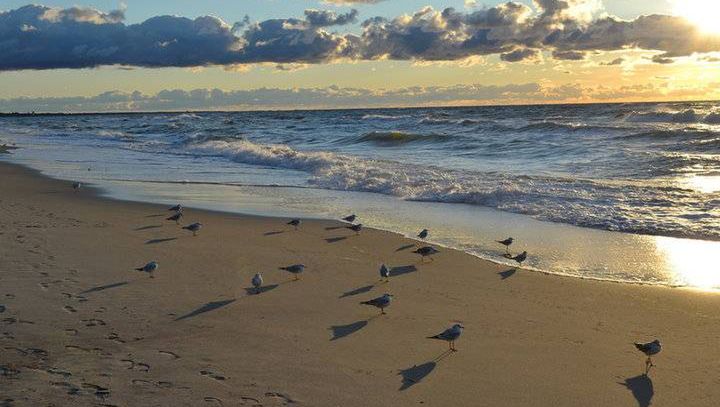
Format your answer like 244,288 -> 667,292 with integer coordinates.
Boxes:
74,179 -> 658,372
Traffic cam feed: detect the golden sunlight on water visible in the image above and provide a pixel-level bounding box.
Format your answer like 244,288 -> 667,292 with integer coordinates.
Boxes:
685,174 -> 720,193
655,236 -> 720,289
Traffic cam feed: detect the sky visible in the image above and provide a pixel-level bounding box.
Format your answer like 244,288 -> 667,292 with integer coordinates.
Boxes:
1,0 -> 720,112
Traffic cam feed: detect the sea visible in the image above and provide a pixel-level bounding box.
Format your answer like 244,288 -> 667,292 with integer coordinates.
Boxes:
2,101 -> 720,288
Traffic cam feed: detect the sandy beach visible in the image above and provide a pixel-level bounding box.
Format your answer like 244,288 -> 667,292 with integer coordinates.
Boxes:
2,160 -> 720,407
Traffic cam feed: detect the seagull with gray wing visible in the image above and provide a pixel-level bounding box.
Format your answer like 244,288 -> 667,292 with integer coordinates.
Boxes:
418,229 -> 428,240
511,251 -> 527,266
428,323 -> 464,351
280,264 -> 305,280
497,237 -> 513,254
166,211 -> 183,224
379,264 -> 390,282
183,222 -> 203,236
135,261 -> 158,278
251,273 -> 263,294
361,293 -> 393,315
342,214 -> 356,223
413,246 -> 439,262
634,339 -> 662,374
287,219 -> 301,230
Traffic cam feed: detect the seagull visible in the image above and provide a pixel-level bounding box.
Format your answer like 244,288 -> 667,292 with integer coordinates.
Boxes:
72,181 -> 81,191
497,237 -> 514,254
634,339 -> 662,374
418,229 -> 429,240
346,224 -> 363,235
428,323 -> 464,351
287,219 -> 301,230
361,293 -> 393,315
280,264 -> 305,280
182,222 -> 203,236
168,204 -> 182,212
511,251 -> 527,266
342,214 -> 357,223
135,261 -> 158,278
166,212 -> 183,224
413,246 -> 439,262
251,273 -> 263,294
379,264 -> 391,281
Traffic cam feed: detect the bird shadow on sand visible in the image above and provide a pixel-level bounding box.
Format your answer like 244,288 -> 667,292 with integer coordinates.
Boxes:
398,351 -> 453,391
244,284 -> 280,296
390,265 -> 418,277
145,213 -> 166,218
145,237 -> 178,245
79,281 -> 129,295
325,226 -> 346,231
174,299 -> 236,321
325,236 -> 348,243
498,268 -> 517,280
339,284 -> 375,298
329,315 -> 381,341
618,374 -> 654,407
395,244 -> 416,252
134,225 -> 162,231
264,231 -> 285,236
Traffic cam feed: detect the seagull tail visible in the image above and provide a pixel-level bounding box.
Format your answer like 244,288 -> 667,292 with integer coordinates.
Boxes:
427,335 -> 443,340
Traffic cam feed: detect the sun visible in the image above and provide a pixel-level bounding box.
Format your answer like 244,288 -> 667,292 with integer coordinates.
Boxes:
673,0 -> 720,34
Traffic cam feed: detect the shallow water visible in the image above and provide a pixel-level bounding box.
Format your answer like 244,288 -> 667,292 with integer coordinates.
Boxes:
2,102 -> 720,288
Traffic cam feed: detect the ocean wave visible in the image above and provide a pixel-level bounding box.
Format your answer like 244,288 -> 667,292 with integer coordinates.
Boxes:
350,131 -> 454,146
625,109 -> 720,124
361,114 -> 410,120
186,139 -> 720,240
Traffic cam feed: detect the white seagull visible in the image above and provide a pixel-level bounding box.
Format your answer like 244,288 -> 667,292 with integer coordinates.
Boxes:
428,323 -> 464,351
72,181 -> 81,191
135,261 -> 158,278
251,273 -> 263,293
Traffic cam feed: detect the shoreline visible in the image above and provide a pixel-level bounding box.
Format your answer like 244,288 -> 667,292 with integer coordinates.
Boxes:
3,160 -> 720,406
3,158 -> 705,291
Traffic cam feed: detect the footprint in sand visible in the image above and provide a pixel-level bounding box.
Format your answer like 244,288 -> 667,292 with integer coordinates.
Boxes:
265,392 -> 296,405
51,381 -> 80,395
158,350 -> 180,359
1,365 -> 21,378
239,396 -> 261,406
81,318 -> 106,327
63,305 -> 77,313
203,397 -> 225,406
64,328 -> 78,336
119,359 -> 150,372
81,383 -> 111,400
46,367 -> 72,378
38,282 -> 49,291
200,370 -> 227,381
107,332 -> 125,344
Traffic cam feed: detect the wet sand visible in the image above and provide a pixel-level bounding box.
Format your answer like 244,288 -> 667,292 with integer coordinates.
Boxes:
1,161 -> 720,406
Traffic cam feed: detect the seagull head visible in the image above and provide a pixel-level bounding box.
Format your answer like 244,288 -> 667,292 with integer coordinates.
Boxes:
453,323 -> 464,331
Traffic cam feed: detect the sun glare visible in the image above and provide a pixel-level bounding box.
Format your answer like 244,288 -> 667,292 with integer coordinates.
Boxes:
674,0 -> 720,34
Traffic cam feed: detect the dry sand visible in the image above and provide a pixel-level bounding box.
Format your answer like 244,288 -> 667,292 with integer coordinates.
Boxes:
1,161 -> 720,406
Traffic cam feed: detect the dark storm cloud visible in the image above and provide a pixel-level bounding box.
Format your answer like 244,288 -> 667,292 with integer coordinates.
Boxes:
1,1 -> 720,71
